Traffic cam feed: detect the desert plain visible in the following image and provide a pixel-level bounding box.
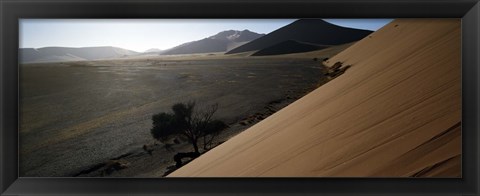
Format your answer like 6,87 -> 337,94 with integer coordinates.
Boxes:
19,19 -> 461,177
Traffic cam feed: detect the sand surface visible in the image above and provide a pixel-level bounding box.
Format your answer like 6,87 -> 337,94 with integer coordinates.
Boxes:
169,19 -> 461,177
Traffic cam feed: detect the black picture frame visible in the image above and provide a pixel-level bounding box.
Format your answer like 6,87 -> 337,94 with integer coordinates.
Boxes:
1,0 -> 479,195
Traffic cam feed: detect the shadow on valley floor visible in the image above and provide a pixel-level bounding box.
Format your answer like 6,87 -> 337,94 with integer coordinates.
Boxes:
20,56 -> 347,177
71,59 -> 352,177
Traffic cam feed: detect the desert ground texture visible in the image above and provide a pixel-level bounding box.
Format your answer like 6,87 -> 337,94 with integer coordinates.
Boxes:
169,19 -> 461,177
20,56 -> 334,177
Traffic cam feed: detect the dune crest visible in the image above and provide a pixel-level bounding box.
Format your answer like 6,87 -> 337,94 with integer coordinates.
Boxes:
226,19 -> 372,55
169,19 -> 461,177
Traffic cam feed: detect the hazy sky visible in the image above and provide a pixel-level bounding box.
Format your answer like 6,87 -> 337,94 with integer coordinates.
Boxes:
20,19 -> 393,52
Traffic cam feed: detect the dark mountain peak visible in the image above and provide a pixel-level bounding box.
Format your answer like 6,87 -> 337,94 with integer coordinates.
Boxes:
293,18 -> 331,24
298,19 -> 349,29
226,19 -> 373,55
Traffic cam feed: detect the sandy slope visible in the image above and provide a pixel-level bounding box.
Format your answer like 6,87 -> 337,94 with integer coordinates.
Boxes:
169,19 -> 461,177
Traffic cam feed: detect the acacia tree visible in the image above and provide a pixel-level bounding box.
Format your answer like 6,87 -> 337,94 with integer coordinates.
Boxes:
150,101 -> 226,154
202,119 -> 227,150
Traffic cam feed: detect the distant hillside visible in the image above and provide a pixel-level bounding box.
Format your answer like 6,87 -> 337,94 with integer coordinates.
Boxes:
251,40 -> 329,56
161,30 -> 264,55
225,19 -> 372,55
144,48 -> 163,53
19,46 -> 138,64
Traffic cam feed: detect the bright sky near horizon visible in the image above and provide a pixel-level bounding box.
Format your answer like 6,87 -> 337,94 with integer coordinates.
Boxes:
20,19 -> 393,52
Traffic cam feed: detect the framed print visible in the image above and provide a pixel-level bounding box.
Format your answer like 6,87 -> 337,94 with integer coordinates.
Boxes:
1,0 -> 479,195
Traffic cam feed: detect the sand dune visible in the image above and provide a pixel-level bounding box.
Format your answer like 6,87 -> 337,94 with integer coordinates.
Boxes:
251,40 -> 329,56
226,19 -> 372,55
19,46 -> 138,64
169,19 -> 461,177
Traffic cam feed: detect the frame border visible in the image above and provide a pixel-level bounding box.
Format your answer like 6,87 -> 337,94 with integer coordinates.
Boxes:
1,0 -> 479,195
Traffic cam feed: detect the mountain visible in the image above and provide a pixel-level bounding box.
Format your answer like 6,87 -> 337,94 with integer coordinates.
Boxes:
169,19 -> 461,177
144,48 -> 163,53
161,30 -> 264,55
251,40 -> 329,56
225,19 -> 373,55
208,30 -> 263,42
19,46 -> 139,64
